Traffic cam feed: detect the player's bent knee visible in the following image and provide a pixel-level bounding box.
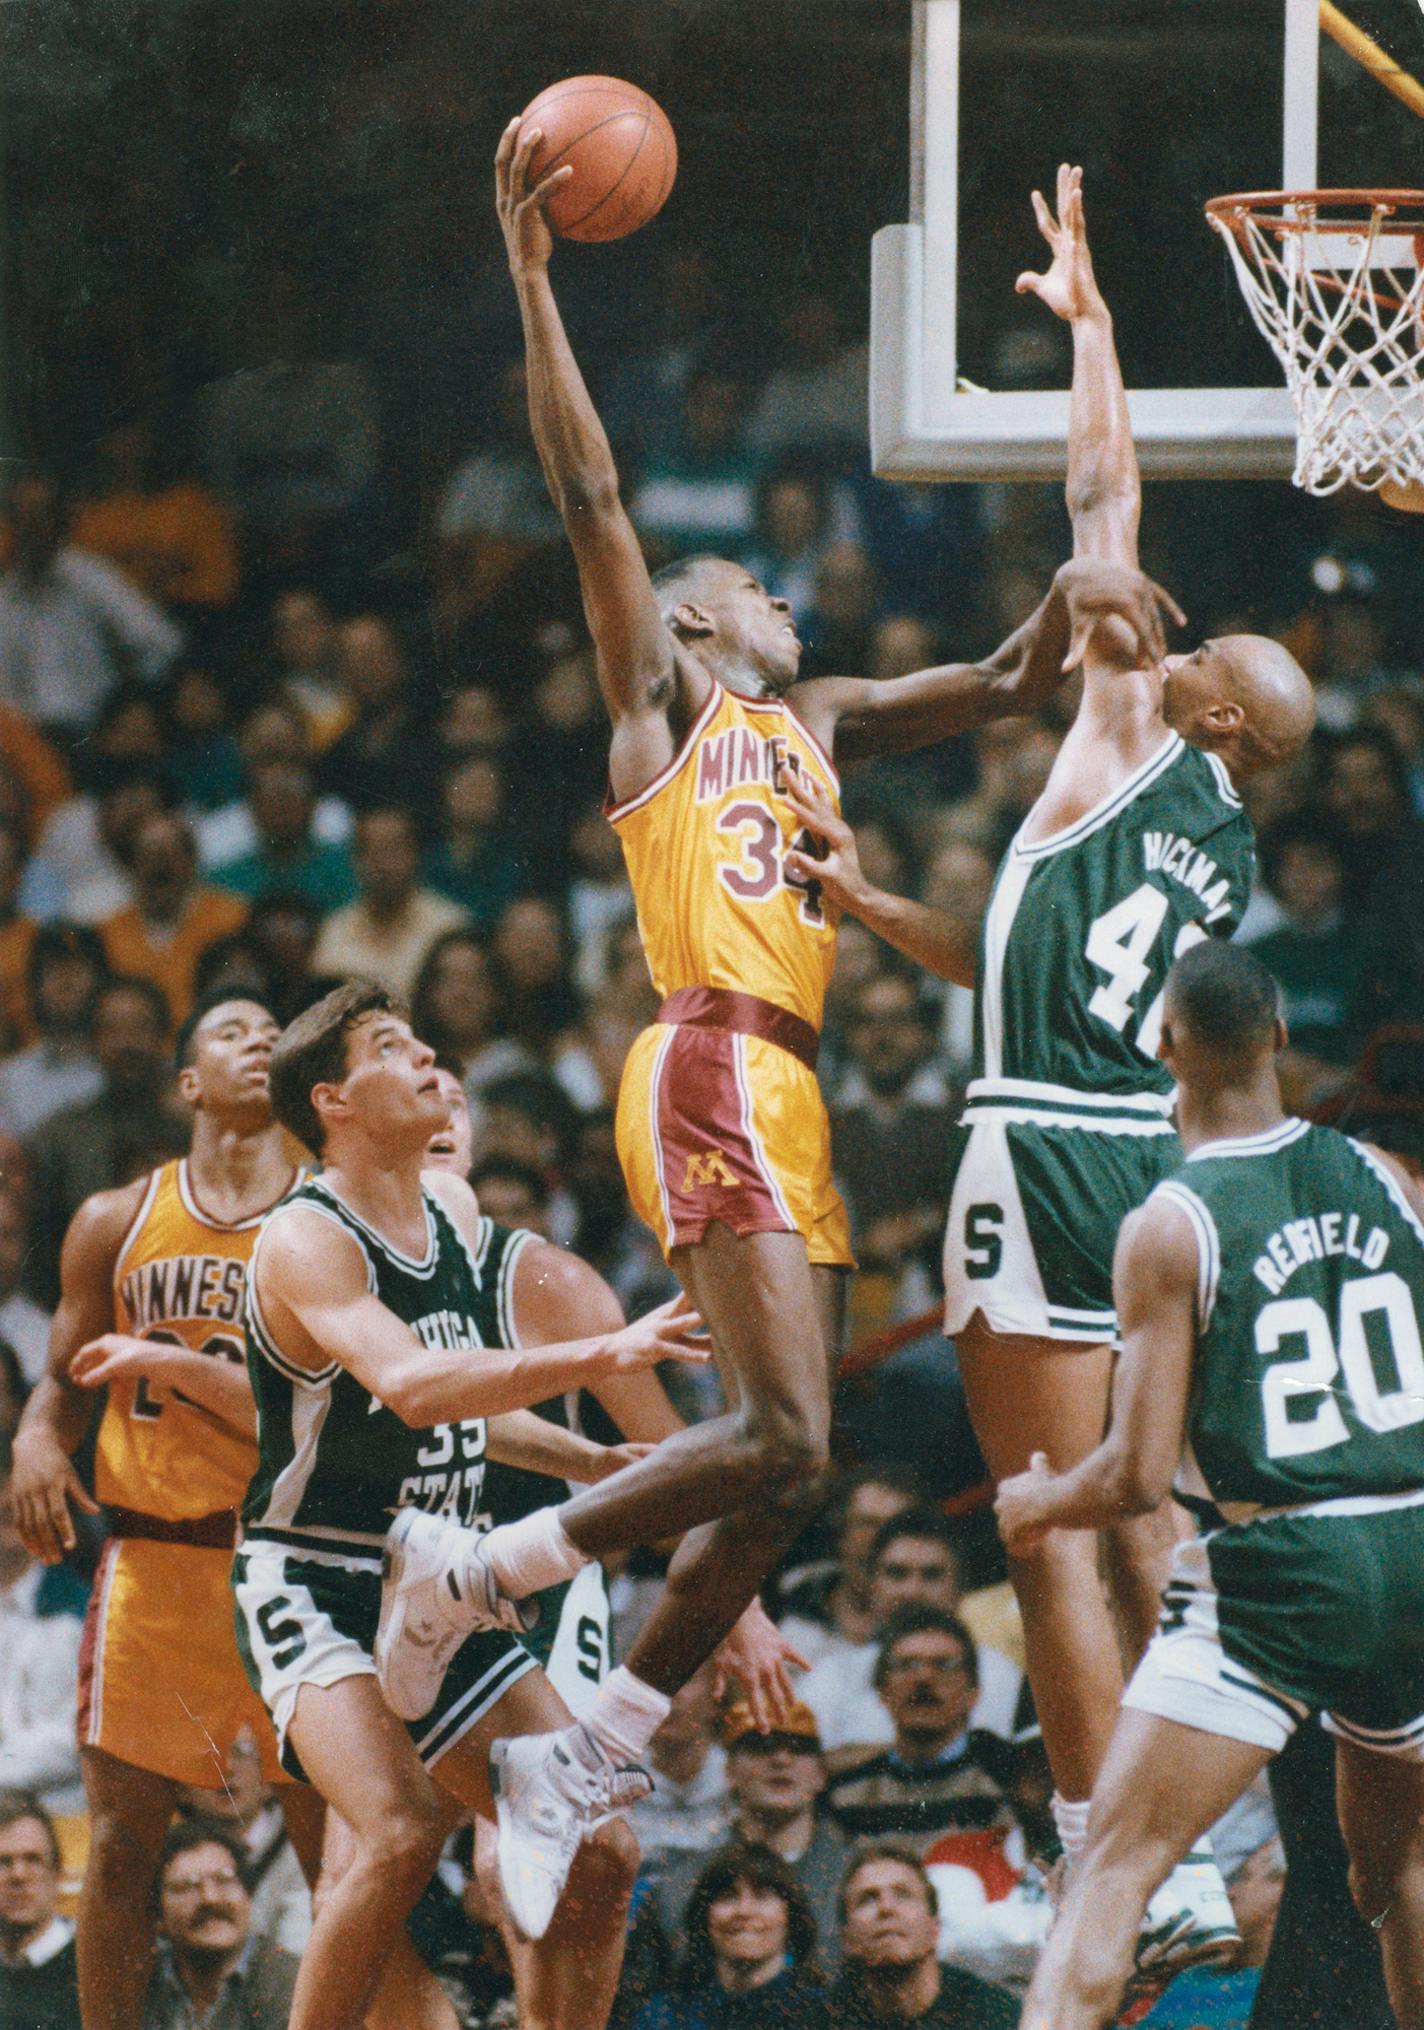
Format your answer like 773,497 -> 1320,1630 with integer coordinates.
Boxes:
359,1806 -> 448,1896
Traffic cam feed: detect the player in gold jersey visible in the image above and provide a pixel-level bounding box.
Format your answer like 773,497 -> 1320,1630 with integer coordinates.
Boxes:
8,993 -> 314,2030
369,125 -> 1189,1941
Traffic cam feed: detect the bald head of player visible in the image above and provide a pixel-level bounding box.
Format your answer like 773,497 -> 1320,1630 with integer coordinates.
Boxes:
1160,634 -> 1315,780
1157,940 -> 1288,1104
651,555 -> 802,700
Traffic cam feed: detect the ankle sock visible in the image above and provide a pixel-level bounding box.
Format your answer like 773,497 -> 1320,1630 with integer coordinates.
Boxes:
475,1507 -> 586,1599
1052,1792 -> 1091,1867
580,1666 -> 671,1765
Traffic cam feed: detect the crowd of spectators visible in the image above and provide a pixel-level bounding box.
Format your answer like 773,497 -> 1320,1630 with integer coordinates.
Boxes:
0,204 -> 1420,2028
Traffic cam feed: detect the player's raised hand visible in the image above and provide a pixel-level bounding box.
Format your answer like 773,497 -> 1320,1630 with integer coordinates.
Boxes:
495,116 -> 574,278
1054,557 -> 1187,673
8,1427 -> 99,1564
712,1600 -> 810,1733
68,1332 -> 168,1391
606,1291 -> 711,1374
783,774 -> 870,914
1015,163 -> 1104,325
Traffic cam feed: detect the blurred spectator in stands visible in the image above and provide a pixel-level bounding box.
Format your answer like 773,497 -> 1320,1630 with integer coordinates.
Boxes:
144,1818 -> 298,2030
742,464 -> 843,629
640,1702 -> 850,1977
630,369 -> 758,561
246,894 -> 325,1027
25,975 -> 185,1306
1319,725 -> 1424,947
490,895 -> 582,1054
1361,687 -> 1424,816
923,1733 -> 1055,1997
801,543 -> 882,680
936,715 -> 1061,862
824,1609 -> 1012,1852
0,824 -> 39,1053
631,1846 -> 824,2030
410,929 -> 535,1097
316,613 -> 435,817
265,586 -> 351,753
601,246 -> 728,467
566,1107 -> 672,1310
434,360 -> 563,629
626,1664 -> 730,1858
1245,815 -> 1388,1108
69,421 -> 238,617
208,761 -> 357,915
747,290 -> 869,463
197,700 -> 353,871
475,1072 -> 584,1251
511,635 -> 611,886
164,667 -> 245,818
196,262 -> 383,587
100,814 -> 247,1031
777,1470 -> 921,1670
0,728 -> 66,871
191,933 -> 270,1014
312,806 -> 466,1000
798,1510 -> 1023,1751
0,1340 -> 24,1443
421,754 -> 527,931
0,468 -> 182,743
821,920 -> 890,1093
468,1157 -> 549,1238
851,477 -> 984,631
918,840 -> 995,1078
565,803 -> 636,999
833,620 -> 977,828
829,970 -> 955,1322
25,761 -> 174,928
0,1445 -> 87,1812
827,1845 -> 1017,2030
0,1194 -> 50,1387
554,978 -> 657,1118
438,684 -> 514,773
0,926 -> 105,1144
0,1792 -> 79,2030
176,1734 -> 311,1958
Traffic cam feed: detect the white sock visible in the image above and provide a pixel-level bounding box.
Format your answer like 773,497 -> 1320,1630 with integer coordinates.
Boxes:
475,1507 -> 586,1599
580,1666 -> 671,1766
1052,1793 -> 1091,1867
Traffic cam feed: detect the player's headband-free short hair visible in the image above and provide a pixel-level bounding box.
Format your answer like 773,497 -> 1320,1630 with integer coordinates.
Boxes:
268,979 -> 404,1155
174,986 -> 280,1070
1164,940 -> 1282,1061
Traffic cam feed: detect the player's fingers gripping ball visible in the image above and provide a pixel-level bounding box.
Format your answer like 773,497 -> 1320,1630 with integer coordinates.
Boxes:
517,75 -> 677,242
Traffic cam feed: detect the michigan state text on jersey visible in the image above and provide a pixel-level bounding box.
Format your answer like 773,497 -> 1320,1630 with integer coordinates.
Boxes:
234,1177 -> 538,1774
944,735 -> 1254,1343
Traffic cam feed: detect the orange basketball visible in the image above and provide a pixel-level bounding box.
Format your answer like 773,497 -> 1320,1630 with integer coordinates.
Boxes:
519,76 -> 677,244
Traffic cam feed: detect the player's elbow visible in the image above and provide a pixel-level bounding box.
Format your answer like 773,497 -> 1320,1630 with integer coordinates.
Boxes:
1108,1454 -> 1169,1517
382,1371 -> 440,1429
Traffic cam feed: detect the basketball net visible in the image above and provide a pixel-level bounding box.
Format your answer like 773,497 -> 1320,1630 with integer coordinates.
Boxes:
1206,190 -> 1424,498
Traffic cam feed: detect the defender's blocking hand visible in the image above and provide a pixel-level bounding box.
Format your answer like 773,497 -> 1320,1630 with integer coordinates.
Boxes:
495,116 -> 574,277
1054,557 -> 1186,673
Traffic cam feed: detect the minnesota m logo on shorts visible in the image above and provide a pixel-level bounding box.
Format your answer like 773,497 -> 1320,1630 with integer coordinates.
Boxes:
683,1149 -> 734,1190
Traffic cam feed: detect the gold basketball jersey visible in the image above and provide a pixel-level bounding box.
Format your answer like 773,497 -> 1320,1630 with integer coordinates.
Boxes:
98,1158 -> 296,1520
609,685 -> 841,1030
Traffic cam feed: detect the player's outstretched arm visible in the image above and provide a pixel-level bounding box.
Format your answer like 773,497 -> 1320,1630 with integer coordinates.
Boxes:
995,1197 -> 1196,1551
782,773 -> 976,987
797,559 -> 1183,766
486,1409 -> 652,1482
254,1206 -> 707,1428
496,118 -> 686,801
9,1184 -> 142,1561
508,1236 -> 684,1444
1018,163 -> 1139,575
68,1333 -> 256,1438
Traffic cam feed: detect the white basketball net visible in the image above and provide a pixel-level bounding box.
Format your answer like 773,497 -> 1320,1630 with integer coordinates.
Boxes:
1207,192 -> 1424,496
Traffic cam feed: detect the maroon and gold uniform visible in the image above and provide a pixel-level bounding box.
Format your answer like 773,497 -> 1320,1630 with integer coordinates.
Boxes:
610,684 -> 853,1266
78,1158 -> 298,1786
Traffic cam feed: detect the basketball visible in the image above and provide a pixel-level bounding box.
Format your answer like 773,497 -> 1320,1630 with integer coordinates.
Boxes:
518,75 -> 677,244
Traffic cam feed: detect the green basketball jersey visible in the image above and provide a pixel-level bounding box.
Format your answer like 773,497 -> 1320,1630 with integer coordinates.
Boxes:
1156,1119 -> 1424,1521
242,1177 -> 535,1557
967,736 -> 1254,1134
